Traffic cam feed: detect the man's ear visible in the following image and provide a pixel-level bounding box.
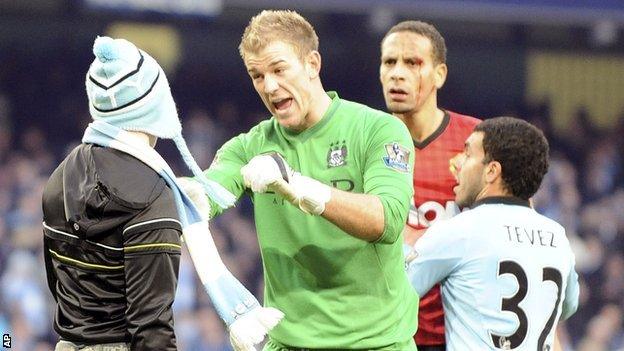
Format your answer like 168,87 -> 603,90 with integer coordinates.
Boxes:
306,50 -> 322,79
434,62 -> 447,89
484,160 -> 502,185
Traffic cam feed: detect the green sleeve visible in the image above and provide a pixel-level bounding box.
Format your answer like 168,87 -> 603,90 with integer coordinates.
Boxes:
201,134 -> 249,218
362,114 -> 414,244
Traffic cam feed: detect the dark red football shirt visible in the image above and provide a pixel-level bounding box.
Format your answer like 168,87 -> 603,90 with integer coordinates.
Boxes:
408,110 -> 480,346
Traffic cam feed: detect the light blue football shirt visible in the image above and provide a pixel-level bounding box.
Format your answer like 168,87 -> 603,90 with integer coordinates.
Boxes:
407,197 -> 579,351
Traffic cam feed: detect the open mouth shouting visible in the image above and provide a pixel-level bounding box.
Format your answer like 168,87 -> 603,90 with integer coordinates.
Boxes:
272,97 -> 293,114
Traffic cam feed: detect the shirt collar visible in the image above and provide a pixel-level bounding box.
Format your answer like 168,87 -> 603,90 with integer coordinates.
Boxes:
471,196 -> 531,209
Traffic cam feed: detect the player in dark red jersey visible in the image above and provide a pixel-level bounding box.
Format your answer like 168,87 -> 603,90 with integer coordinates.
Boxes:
380,20 -> 480,351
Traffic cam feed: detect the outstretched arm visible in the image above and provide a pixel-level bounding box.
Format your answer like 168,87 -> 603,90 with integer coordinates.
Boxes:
243,150 -> 411,243
242,116 -> 414,243
321,188 -> 385,241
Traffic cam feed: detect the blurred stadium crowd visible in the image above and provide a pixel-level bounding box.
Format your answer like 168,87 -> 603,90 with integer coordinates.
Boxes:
1,11 -> 624,351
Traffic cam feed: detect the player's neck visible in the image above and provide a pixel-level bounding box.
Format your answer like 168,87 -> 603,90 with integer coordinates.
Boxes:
397,103 -> 445,143
476,183 -> 513,202
302,84 -> 332,131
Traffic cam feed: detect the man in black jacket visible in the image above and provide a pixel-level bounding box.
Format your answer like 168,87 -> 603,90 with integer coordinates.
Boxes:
43,37 -> 282,351
43,138 -> 183,350
42,37 -> 187,351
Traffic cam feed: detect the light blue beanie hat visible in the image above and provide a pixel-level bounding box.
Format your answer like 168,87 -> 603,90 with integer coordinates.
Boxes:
86,36 -> 180,138
86,36 -> 235,209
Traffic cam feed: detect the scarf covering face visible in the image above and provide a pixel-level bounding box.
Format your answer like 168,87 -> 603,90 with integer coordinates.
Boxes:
82,120 -> 259,326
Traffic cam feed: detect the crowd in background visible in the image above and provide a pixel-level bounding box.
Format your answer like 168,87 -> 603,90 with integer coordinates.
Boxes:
1,51 -> 624,351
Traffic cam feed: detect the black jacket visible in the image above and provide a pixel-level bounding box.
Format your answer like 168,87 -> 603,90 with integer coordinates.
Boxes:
42,143 -> 182,350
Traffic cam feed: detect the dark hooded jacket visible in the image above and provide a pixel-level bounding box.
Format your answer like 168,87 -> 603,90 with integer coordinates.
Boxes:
42,143 -> 182,350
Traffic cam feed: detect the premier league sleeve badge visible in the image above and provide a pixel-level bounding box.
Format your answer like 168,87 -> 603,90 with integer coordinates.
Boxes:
383,142 -> 410,172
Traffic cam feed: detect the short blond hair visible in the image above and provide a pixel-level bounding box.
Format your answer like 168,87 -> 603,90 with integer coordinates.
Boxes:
239,10 -> 319,60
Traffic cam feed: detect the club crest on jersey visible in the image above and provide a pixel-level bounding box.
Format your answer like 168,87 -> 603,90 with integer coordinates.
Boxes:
383,142 -> 410,172
327,141 -> 347,168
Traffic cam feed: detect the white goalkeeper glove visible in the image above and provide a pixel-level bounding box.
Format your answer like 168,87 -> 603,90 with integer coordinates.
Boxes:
229,306 -> 285,351
177,177 -> 211,220
240,153 -> 331,215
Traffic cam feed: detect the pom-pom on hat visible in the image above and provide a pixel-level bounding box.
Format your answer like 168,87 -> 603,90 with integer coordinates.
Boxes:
85,36 -> 235,209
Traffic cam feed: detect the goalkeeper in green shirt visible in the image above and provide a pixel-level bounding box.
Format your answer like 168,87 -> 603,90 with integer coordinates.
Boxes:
182,9 -> 418,350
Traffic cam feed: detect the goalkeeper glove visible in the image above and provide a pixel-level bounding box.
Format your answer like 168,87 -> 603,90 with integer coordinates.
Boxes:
229,306 -> 284,351
240,153 -> 331,215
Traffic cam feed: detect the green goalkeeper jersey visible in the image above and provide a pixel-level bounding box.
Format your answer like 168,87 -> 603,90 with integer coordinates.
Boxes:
204,92 -> 418,349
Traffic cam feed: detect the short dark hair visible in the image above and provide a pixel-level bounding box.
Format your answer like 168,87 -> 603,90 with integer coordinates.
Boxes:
475,117 -> 549,200
381,20 -> 447,64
